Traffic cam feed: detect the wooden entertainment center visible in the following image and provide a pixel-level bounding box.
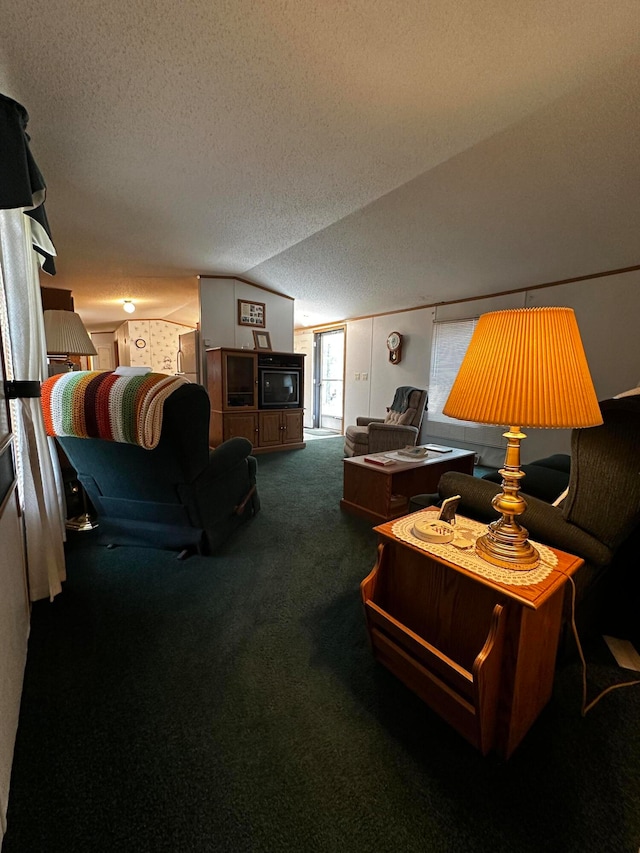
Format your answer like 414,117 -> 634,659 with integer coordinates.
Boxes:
206,347 -> 305,453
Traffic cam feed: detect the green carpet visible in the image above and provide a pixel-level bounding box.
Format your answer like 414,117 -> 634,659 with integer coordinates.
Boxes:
4,436 -> 640,852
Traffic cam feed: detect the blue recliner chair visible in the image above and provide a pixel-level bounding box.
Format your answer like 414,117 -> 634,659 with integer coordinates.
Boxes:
52,379 -> 260,556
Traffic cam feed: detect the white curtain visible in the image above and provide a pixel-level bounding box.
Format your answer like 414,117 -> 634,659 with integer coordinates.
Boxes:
0,208 -> 66,600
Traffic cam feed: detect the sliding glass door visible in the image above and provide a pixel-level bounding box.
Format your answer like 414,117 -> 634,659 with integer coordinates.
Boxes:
314,328 -> 344,432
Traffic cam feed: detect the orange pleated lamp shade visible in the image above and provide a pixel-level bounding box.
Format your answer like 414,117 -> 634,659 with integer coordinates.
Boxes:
443,307 -> 603,429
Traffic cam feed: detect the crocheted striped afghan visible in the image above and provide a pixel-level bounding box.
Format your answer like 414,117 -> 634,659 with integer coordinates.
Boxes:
41,371 -> 189,450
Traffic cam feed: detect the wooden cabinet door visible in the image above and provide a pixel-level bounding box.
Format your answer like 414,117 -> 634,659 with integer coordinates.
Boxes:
224,412 -> 258,444
223,351 -> 257,410
258,411 -> 283,447
282,409 -> 303,444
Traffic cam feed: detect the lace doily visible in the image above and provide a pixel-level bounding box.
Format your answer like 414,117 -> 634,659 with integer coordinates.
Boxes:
391,511 -> 557,586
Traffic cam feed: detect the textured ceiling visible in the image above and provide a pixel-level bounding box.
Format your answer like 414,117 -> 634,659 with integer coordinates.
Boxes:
1,0 -> 639,330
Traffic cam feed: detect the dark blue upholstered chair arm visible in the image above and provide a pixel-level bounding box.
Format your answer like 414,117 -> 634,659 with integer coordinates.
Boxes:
203,437 -> 254,480
437,472 -> 612,567
178,437 -> 258,552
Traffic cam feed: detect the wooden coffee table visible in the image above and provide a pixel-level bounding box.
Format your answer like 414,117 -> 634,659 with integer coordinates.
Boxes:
340,447 -> 475,523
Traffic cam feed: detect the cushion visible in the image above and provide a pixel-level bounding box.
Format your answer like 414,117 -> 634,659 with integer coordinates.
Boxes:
482,461 -> 570,504
528,454 -> 571,474
345,425 -> 369,446
384,407 -> 417,426
614,386 -> 640,399
552,487 -> 569,507
114,365 -> 152,376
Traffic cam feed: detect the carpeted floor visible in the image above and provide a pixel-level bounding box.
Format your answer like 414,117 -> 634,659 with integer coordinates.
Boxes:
4,436 -> 640,852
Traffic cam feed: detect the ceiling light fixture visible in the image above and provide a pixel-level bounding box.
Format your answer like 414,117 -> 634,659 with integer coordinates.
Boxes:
123,299 -> 135,314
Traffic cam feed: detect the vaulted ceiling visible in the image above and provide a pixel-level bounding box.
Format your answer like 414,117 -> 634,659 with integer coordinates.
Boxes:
2,1 -> 639,331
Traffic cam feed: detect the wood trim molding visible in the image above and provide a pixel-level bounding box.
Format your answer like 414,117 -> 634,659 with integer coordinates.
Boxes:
198,274 -> 295,301
298,264 -> 640,330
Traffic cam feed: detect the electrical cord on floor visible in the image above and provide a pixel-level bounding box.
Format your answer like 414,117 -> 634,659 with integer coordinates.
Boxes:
567,575 -> 640,716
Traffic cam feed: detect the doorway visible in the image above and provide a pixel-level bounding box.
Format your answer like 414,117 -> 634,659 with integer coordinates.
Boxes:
313,328 -> 344,433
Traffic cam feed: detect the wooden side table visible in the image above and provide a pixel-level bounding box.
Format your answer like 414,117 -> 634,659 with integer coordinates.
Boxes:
341,448 -> 474,523
360,512 -> 583,758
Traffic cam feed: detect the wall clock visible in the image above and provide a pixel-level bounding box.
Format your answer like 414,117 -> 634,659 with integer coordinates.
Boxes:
386,331 -> 403,364
135,338 -> 147,349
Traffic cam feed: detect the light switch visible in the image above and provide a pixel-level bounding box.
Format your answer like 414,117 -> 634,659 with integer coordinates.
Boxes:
362,372 -> 368,381
355,372 -> 360,380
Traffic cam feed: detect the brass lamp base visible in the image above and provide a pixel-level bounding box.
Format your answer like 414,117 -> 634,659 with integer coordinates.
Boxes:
475,518 -> 539,571
66,513 -> 99,532
475,425 -> 540,571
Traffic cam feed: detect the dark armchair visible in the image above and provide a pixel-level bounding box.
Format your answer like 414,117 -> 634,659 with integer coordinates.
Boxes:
53,381 -> 260,556
344,387 -> 427,457
410,395 -> 640,644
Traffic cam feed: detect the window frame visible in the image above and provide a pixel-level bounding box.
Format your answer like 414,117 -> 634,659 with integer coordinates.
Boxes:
427,317 -> 481,428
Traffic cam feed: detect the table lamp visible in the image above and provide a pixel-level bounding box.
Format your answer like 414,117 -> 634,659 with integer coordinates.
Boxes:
43,309 -> 97,372
443,306 -> 602,570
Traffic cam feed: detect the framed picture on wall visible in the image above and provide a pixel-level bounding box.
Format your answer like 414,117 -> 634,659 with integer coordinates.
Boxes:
238,299 -> 266,328
253,330 -> 272,351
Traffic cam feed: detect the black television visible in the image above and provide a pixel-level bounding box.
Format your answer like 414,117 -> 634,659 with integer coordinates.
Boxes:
258,367 -> 301,409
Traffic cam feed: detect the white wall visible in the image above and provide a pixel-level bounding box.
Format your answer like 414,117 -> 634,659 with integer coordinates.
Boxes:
115,319 -> 194,374
525,273 -> 639,399
518,272 -> 640,463
199,277 -> 294,353
316,271 -> 639,465
339,309 -> 433,440
342,317 -> 373,434
370,309 -> 433,438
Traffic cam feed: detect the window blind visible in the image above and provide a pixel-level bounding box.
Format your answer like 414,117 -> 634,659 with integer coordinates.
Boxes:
428,318 -> 479,426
